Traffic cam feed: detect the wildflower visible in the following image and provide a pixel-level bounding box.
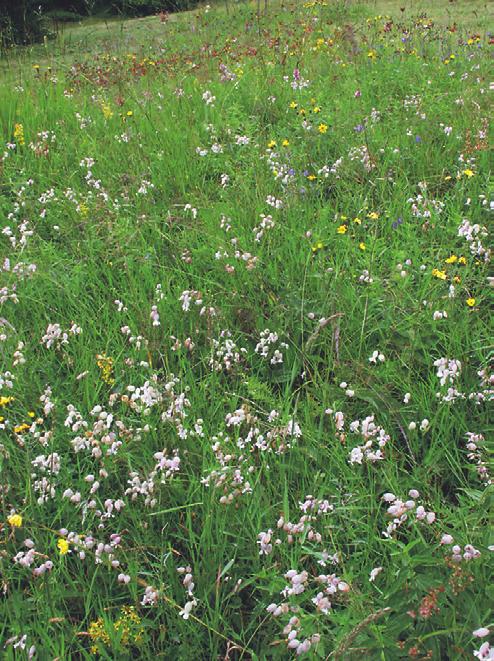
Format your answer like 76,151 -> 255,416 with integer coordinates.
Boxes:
445,254 -> 458,264
102,103 -> 113,120
458,256 -> 467,265
313,106 -> 321,113
466,297 -> 476,307
96,353 -> 115,385
126,110 -> 134,117
0,396 -> 14,407
367,211 -> 379,220
14,423 -> 30,434
289,101 -> 298,109
432,269 -> 447,280
463,169 -> 475,178
312,241 -> 324,253
27,411 -> 35,418
353,217 -> 362,224
267,140 -> 276,149
318,123 -> 328,134
282,139 -> 290,147
473,628 -> 490,638
368,50 -> 377,59
14,123 -> 25,146
359,242 -> 366,250
57,538 -> 69,555
8,513 -> 23,527
337,225 -> 347,234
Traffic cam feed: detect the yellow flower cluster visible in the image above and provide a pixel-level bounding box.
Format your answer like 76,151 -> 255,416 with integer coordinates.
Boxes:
88,606 -> 143,654
14,123 -> 25,146
96,354 -> 115,386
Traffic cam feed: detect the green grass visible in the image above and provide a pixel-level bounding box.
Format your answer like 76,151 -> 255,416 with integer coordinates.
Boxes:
0,0 -> 492,658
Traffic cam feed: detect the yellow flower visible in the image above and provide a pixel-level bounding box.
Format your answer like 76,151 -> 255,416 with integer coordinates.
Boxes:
318,123 -> 328,134
102,103 -> 113,120
27,411 -> 35,418
14,123 -> 25,146
282,139 -> 290,147
367,50 -> 378,59
432,268 -> 447,280
367,212 -> 379,220
289,101 -> 298,109
311,241 -> 324,253
353,217 -> 362,225
0,396 -> 14,407
458,256 -> 467,265
337,225 -> 347,234
453,276 -> 461,283
8,514 -> 22,528
307,174 -> 316,181
463,169 -> 475,178
14,423 -> 30,434
313,106 -> 321,113
57,538 -> 69,555
445,255 -> 457,264
466,297 -> 476,307
126,110 -> 133,117
359,242 -> 366,250
267,140 -> 276,149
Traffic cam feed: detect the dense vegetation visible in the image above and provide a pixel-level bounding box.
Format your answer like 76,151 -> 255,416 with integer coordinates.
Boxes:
0,0 -> 492,658
0,0 -> 204,47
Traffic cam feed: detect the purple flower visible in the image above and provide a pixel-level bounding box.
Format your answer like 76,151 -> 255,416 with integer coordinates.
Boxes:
415,135 -> 422,143
392,217 -> 403,230
354,124 -> 365,133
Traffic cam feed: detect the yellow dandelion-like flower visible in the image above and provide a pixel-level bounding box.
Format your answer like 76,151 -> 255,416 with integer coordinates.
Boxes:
466,297 -> 476,307
8,514 -> 22,528
463,169 -> 475,178
359,242 -> 366,250
289,101 -> 298,109
282,139 -> 290,147
57,538 -> 69,555
337,225 -> 347,234
318,123 -> 328,134
458,256 -> 467,265
367,212 -> 379,220
445,255 -> 457,264
267,140 -> 276,149
0,396 -> 14,407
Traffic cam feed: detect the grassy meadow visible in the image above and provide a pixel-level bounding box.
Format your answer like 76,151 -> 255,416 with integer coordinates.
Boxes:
0,0 -> 492,658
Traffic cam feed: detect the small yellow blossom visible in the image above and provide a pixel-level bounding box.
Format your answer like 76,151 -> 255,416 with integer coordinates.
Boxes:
353,217 -> 362,225
27,411 -> 35,418
8,514 -> 22,528
282,139 -> 290,147
432,269 -> 447,280
367,50 -> 378,60
289,101 -> 298,109
458,256 -> 467,265
57,538 -> 69,555
307,174 -> 317,181
466,297 -> 476,307
311,240 -> 324,253
14,423 -> 30,434
0,396 -> 14,407
318,123 -> 328,134
463,169 -> 475,178
337,225 -> 348,234
445,255 -> 458,264
313,106 -> 321,113
453,276 -> 461,283
267,140 -> 276,149
367,212 -> 379,220
126,110 -> 133,117
359,242 -> 366,250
